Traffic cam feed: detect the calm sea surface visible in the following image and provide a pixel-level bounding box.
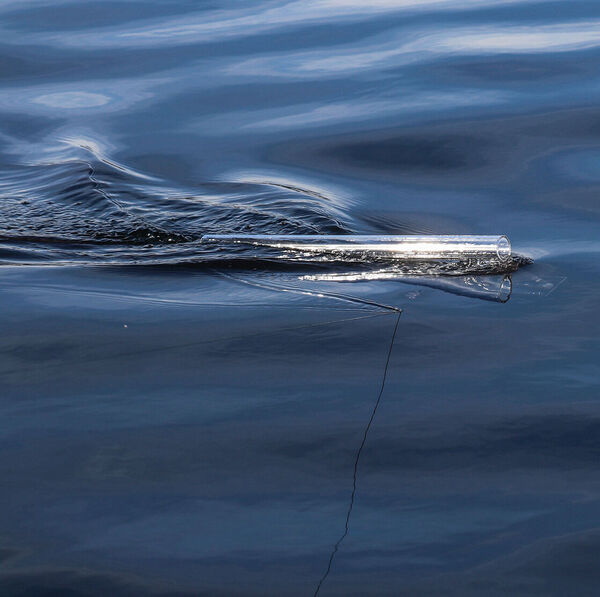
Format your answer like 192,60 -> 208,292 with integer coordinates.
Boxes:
1,1 -> 600,595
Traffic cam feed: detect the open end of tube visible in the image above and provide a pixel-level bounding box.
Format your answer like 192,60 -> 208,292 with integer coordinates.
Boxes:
497,236 -> 511,261
498,275 -> 513,302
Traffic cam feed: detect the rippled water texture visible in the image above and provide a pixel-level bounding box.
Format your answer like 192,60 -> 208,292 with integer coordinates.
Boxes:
1,1 -> 599,595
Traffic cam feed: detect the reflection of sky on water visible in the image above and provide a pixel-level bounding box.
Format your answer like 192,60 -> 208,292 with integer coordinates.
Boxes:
1,5 -> 599,140
0,79 -> 163,115
1,0 -> 539,49
32,91 -> 111,108
1,0 -> 600,594
227,92 -> 507,131
228,20 -> 600,78
553,149 -> 600,182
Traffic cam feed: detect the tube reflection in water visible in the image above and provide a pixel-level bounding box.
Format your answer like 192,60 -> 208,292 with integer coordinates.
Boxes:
399,274 -> 513,303
301,271 -> 513,303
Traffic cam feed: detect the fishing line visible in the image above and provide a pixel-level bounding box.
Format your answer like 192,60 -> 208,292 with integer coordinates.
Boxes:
214,270 -> 402,313
314,309 -> 401,596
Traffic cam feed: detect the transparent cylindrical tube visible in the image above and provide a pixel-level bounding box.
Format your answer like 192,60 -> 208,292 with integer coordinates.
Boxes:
399,274 -> 513,302
202,234 -> 511,261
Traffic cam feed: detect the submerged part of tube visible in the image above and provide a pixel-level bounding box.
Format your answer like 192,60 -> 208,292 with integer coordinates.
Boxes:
202,234 -> 511,262
301,271 -> 513,303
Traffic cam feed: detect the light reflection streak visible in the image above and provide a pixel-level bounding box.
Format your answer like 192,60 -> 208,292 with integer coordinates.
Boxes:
15,0 -> 543,49
0,77 -> 166,115
228,20 -> 600,80
225,91 -> 507,130
202,234 -> 512,262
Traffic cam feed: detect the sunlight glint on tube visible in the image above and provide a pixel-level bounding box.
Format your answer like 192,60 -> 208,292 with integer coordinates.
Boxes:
202,235 -> 512,261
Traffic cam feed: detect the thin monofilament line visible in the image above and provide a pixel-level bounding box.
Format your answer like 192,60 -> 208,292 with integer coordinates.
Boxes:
313,310 -> 401,596
215,270 -> 402,313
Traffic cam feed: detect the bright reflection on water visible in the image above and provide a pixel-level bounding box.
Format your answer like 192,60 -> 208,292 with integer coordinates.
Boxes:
32,91 -> 112,108
0,0 -> 599,595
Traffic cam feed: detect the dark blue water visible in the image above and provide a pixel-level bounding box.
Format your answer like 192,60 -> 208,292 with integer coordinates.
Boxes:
1,1 -> 600,595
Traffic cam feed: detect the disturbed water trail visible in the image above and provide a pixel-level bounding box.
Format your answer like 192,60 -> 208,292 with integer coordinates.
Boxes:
0,142 -> 351,265
0,142 -> 526,276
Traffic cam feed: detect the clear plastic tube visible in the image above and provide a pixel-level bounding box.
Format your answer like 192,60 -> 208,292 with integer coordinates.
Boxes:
202,234 -> 511,261
399,274 -> 513,302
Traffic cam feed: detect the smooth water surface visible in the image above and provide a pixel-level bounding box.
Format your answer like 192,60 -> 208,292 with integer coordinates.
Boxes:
1,1 -> 599,595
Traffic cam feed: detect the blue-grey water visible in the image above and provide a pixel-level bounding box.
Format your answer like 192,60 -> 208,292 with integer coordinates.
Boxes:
1,1 -> 599,595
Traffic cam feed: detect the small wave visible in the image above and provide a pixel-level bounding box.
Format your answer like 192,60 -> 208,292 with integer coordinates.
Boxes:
0,145 -> 351,265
